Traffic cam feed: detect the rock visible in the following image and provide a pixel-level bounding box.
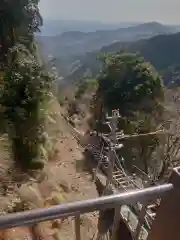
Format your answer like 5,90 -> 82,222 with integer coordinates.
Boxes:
40,145 -> 48,161
53,232 -> 62,240
47,115 -> 56,124
59,181 -> 71,193
33,222 -> 55,240
71,184 -> 79,192
38,179 -> 62,199
18,184 -> 44,208
49,192 -> 64,205
52,219 -> 63,229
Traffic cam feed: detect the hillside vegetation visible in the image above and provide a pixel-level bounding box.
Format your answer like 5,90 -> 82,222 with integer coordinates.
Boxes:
65,32 -> 180,86
37,22 -> 178,72
0,2 -> 100,239
67,51 -> 180,182
1,2 -> 180,238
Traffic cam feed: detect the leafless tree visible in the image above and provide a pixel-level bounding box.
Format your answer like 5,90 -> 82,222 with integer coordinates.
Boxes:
149,88 -> 180,182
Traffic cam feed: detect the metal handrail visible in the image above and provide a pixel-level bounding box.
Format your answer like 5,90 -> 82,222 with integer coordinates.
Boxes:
0,183 -> 173,230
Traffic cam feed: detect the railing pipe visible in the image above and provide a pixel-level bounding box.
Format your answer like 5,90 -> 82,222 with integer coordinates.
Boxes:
0,184 -> 173,230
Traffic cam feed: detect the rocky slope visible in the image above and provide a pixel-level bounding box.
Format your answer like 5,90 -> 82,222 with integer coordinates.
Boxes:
0,98 -> 98,240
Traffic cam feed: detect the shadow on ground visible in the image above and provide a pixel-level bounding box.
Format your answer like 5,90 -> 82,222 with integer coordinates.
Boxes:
75,150 -> 97,175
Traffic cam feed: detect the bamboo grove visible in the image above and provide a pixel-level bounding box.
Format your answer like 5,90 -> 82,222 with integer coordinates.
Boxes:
0,0 -> 53,170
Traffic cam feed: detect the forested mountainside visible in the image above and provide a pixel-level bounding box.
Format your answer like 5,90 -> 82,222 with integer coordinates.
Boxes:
66,31 -> 180,86
37,22 -> 177,60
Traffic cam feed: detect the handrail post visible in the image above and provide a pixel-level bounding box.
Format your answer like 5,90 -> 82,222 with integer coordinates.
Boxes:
74,215 -> 81,240
112,206 -> 121,240
134,203 -> 148,239
147,167 -> 180,240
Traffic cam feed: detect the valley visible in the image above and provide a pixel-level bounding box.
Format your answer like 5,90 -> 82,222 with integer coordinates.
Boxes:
38,22 -> 180,88
1,1 -> 180,240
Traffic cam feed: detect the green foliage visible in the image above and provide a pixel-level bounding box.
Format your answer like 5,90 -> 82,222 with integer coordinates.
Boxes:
98,52 -> 164,115
75,80 -> 88,99
0,1 -> 54,170
2,53 -> 52,118
0,0 -> 43,67
0,46 -> 53,169
30,159 -> 45,170
97,52 -> 164,175
119,111 -> 161,174
2,0 -> 42,30
67,32 -> 180,86
68,100 -> 79,117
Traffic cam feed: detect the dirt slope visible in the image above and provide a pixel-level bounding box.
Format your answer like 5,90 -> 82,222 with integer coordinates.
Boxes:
0,97 -> 98,239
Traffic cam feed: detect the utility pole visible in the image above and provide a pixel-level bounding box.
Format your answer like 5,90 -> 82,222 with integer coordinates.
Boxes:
101,109 -> 125,240
103,109 -> 123,187
96,109 -> 166,240
96,109 -> 123,240
94,109 -> 124,185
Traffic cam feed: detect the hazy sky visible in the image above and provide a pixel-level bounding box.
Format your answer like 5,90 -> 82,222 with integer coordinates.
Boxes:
39,0 -> 180,24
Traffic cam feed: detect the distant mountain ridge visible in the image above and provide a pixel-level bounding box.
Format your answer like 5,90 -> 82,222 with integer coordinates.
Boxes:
37,21 -> 178,63
59,21 -> 174,42
39,19 -> 143,36
67,31 -> 180,86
